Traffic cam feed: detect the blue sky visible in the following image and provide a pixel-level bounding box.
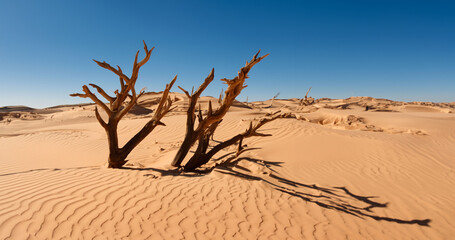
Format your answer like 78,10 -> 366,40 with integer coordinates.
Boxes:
1,0 -> 454,108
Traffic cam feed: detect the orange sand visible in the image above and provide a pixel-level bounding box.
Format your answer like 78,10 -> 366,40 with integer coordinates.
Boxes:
1,94 -> 454,239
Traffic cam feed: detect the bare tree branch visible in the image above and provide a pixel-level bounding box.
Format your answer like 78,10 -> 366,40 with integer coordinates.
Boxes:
94,107 -> 108,129
93,60 -> 131,84
80,85 -> 112,115
178,86 -> 191,98
89,84 -> 115,103
70,93 -> 88,98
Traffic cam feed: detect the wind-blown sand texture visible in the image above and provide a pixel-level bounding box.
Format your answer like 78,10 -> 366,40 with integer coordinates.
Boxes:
1,94 -> 455,239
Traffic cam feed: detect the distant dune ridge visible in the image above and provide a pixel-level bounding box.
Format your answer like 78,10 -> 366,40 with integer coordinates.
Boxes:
1,93 -> 455,239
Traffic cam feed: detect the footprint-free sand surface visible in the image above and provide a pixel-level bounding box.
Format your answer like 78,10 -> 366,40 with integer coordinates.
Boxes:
1,94 -> 454,239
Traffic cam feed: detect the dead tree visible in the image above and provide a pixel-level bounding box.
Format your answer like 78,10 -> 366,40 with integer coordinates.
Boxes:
171,51 -> 269,168
71,41 -> 176,168
269,92 -> 280,108
300,87 -> 315,106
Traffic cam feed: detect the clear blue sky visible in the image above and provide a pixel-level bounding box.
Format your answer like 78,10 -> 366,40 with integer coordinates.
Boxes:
1,0 -> 454,108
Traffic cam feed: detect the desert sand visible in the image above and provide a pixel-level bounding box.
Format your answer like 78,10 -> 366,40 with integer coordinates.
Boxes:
1,93 -> 455,239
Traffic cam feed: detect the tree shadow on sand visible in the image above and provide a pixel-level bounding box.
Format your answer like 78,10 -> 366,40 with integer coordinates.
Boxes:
121,166 -> 208,178
212,156 -> 431,227
4,156 -> 429,227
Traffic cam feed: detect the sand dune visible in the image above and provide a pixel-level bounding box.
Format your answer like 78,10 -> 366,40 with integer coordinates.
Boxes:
1,95 -> 455,239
